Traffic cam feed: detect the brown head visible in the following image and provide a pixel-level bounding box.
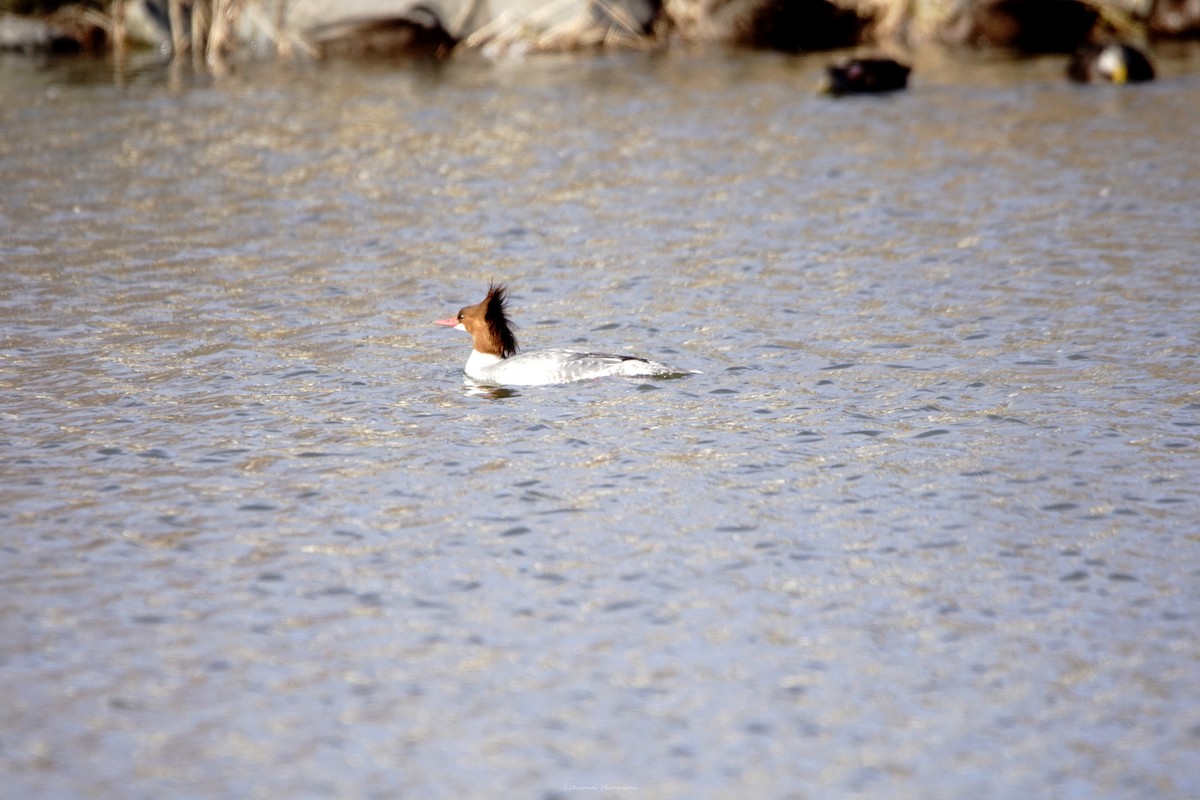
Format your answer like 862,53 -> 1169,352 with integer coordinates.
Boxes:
434,282 -> 519,358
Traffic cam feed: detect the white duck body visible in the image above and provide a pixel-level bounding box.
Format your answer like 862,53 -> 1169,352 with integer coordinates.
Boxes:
464,347 -> 679,386
436,284 -> 686,387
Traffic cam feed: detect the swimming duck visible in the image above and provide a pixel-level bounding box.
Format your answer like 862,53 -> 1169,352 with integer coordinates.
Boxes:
434,284 -> 689,386
1067,42 -> 1155,84
823,57 -> 911,95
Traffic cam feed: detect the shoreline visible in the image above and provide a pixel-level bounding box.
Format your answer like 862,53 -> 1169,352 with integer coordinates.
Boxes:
2,0 -> 1197,67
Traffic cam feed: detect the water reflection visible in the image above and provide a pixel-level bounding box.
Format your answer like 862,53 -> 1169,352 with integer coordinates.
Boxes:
464,380 -> 520,399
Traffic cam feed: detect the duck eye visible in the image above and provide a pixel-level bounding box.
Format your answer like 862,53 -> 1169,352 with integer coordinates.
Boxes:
457,312 -> 464,321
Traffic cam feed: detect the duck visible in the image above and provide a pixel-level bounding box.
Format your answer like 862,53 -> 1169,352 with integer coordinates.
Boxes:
823,57 -> 911,96
1067,42 -> 1155,84
434,283 -> 689,386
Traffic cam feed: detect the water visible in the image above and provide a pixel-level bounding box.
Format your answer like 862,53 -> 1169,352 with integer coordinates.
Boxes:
2,46 -> 1199,799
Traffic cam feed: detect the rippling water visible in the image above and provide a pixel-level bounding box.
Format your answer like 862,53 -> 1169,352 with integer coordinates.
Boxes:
2,46 -> 1199,799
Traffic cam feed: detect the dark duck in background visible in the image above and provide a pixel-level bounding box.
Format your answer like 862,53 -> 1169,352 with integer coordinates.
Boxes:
823,58 -> 911,95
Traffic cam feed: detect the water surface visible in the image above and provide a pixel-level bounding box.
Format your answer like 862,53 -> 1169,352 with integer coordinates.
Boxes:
2,47 -> 1199,799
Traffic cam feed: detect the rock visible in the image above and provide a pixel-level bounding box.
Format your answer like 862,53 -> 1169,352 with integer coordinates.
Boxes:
309,10 -> 457,58
0,11 -> 80,52
122,0 -> 172,50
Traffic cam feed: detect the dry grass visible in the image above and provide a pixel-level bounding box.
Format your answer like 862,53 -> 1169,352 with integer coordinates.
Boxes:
108,0 -> 315,67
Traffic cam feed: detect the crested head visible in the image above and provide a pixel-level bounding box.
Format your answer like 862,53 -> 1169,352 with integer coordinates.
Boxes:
481,283 -> 519,358
437,282 -> 519,359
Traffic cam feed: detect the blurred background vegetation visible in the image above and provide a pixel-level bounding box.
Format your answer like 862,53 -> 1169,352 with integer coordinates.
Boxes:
2,0 -> 1196,61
